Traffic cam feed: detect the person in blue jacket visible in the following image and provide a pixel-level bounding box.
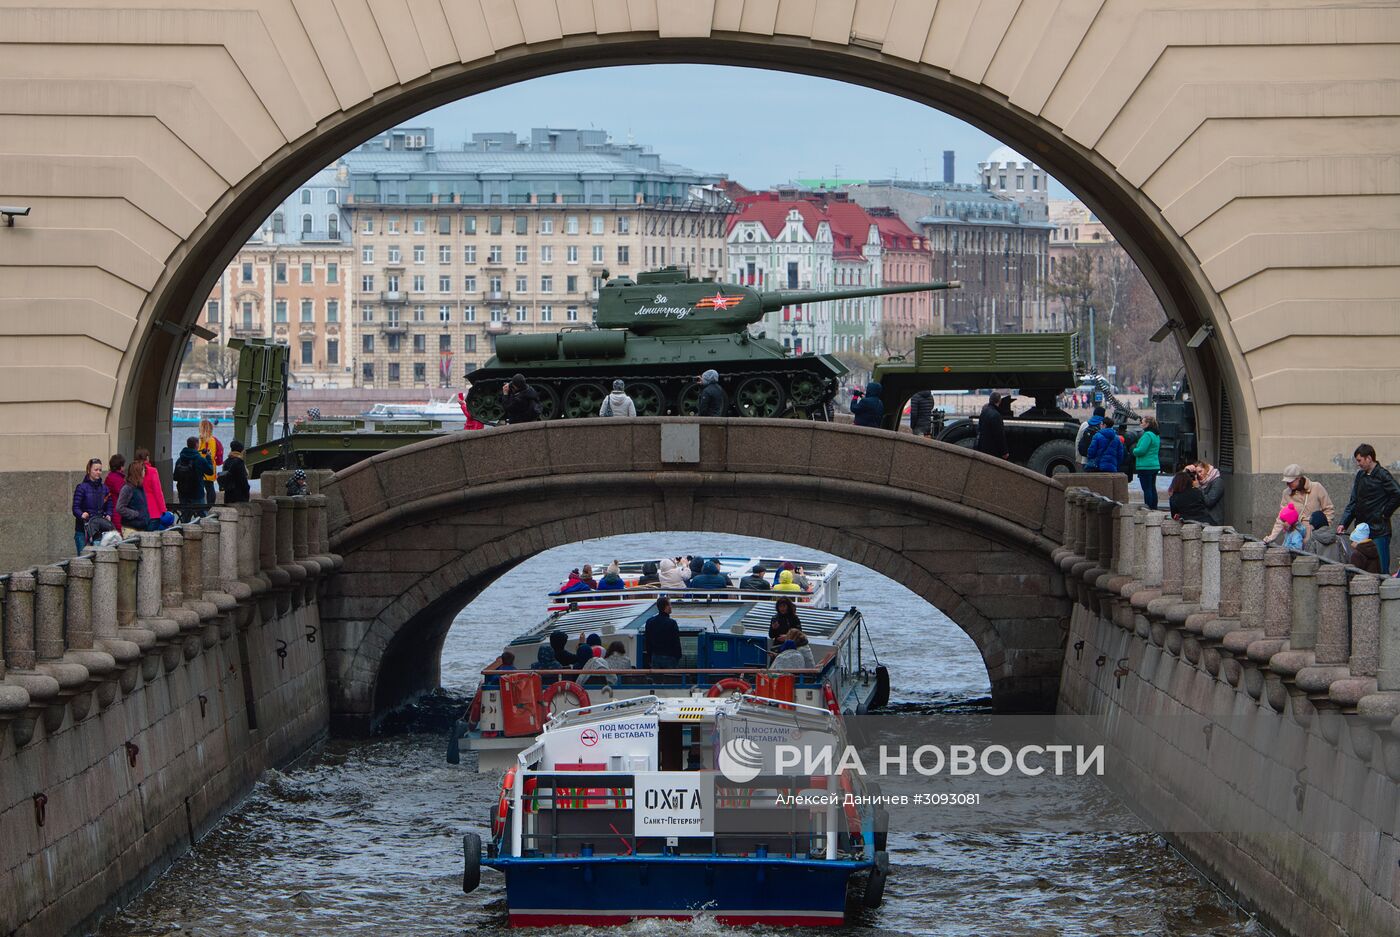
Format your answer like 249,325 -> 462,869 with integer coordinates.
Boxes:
850,381 -> 884,428
1086,414 -> 1125,472
688,560 -> 731,590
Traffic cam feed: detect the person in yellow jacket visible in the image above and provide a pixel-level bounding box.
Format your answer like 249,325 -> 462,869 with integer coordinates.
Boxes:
197,418 -> 224,507
773,569 -> 803,593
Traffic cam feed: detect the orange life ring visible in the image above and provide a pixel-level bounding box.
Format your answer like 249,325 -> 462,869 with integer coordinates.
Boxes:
823,684 -> 841,716
492,767 -> 515,839
523,776 -> 538,814
467,688 -> 483,727
539,681 -> 590,715
839,772 -> 863,844
707,677 -> 752,698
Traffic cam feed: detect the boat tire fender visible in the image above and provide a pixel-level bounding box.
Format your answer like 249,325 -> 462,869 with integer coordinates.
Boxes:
871,666 -> 891,710
862,850 -> 890,908
706,677 -> 752,698
462,832 -> 482,894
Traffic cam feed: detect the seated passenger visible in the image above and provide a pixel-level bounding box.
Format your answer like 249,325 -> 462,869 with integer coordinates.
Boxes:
531,644 -> 559,670
769,598 -> 802,645
492,650 -> 517,672
685,556 -> 705,584
770,639 -> 805,671
637,561 -> 661,587
558,568 -> 588,594
582,640 -> 630,686
688,559 -> 730,590
549,630 -> 581,668
658,558 -> 687,590
773,569 -> 803,593
791,565 -> 813,591
579,564 -> 598,590
596,561 -> 626,591
789,631 -> 816,669
739,564 -> 771,591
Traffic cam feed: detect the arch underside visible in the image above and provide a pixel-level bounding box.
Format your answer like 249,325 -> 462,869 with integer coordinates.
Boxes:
323,457 -> 1072,734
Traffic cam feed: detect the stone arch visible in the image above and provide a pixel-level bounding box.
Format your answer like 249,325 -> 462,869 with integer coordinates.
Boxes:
320,420 -> 1069,732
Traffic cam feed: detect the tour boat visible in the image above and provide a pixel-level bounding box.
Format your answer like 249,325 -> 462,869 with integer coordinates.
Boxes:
448,555 -> 889,771
460,694 -> 890,926
545,555 -> 841,611
171,406 -> 233,426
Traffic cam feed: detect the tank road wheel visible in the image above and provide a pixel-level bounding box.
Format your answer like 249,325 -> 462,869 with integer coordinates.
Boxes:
466,384 -> 504,425
627,381 -> 666,416
787,373 -> 827,409
531,383 -> 559,421
677,382 -> 703,417
560,382 -> 607,419
735,376 -> 786,418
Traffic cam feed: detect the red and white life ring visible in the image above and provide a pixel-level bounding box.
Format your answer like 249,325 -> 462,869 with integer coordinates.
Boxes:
492,767 -> 516,839
539,681 -> 590,716
823,684 -> 841,716
839,771 -> 864,842
707,677 -> 752,698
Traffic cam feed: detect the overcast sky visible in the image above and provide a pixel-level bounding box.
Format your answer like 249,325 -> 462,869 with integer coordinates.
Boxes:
409,65 -> 1073,197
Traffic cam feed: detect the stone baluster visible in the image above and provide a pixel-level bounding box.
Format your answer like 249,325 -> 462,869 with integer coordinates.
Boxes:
34,565 -> 91,725
1329,575 -> 1381,710
1128,512 -> 1164,639
1068,495 -> 1099,604
89,546 -> 140,692
161,529 -> 201,645
180,525 -> 219,649
1248,547 -> 1295,662
137,531 -> 181,671
0,574 -> 33,730
1129,509 -> 1148,588
1269,556 -> 1321,682
308,494 -> 339,570
1380,579 -> 1400,692
1199,533 -> 1246,679
200,514 -> 238,638
1219,542 -> 1267,685
256,500 -> 285,595
239,502 -> 268,593
1091,498 -> 1119,594
1102,503 -> 1137,631
292,497 -> 309,560
1057,490 -> 1085,572
1146,519 -> 1184,639
1115,503 -> 1136,578
4,573 -> 61,727
1182,526 -> 1224,662
116,540 -> 155,671
1296,565 -> 1353,700
213,507 -> 251,603
273,497 -> 307,593
1161,523 -> 1204,653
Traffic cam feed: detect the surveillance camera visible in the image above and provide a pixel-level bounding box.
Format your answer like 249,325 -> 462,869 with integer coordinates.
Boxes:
0,205 -> 31,226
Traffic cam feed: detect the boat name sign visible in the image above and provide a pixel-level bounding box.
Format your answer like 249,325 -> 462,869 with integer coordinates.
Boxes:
633,772 -> 715,837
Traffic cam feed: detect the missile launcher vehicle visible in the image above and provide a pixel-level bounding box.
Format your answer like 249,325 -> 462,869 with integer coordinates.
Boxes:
463,266 -> 960,422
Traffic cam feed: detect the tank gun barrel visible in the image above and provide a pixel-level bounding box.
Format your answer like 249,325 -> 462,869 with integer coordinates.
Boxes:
759,279 -> 960,313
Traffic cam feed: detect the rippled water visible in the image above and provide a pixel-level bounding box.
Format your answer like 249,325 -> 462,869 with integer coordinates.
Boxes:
97,533 -> 1265,936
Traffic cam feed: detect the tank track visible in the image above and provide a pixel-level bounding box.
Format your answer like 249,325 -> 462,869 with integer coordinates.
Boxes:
466,366 -> 839,424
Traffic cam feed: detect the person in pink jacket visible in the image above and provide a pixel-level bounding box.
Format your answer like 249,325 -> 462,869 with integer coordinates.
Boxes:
104,453 -> 127,533
132,448 -> 174,529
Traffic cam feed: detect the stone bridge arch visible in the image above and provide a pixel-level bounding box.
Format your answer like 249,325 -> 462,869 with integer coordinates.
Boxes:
3,1 -> 1396,569
319,420 -> 1070,733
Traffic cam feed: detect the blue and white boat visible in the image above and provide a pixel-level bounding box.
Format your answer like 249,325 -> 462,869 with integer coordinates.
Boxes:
461,694 -> 889,926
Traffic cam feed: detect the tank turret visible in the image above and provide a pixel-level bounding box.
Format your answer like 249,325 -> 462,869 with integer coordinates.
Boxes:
465,267 -> 961,423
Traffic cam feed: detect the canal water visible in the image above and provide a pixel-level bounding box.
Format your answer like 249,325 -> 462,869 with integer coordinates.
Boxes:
96,532 -> 1264,936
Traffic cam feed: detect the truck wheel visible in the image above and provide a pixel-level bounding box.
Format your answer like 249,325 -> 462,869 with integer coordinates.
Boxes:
1027,439 -> 1079,477
462,832 -> 482,893
939,423 -> 977,448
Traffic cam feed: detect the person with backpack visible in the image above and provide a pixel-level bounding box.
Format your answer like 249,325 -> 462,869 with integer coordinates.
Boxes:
217,439 -> 250,503
1076,406 -> 1105,469
197,418 -> 223,507
599,380 -> 637,417
172,436 -> 213,521
1085,414 -> 1124,473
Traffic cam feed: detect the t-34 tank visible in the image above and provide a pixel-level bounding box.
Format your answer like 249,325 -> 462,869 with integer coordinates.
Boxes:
464,267 -> 960,422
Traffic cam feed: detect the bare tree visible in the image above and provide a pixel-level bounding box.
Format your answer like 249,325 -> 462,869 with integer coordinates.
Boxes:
180,340 -> 238,387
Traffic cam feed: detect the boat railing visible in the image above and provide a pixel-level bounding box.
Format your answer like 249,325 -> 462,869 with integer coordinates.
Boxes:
547,585 -> 822,607
482,664 -> 830,693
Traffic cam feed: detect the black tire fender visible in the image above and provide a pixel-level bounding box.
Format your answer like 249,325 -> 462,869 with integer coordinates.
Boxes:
862,850 -> 890,908
462,832 -> 482,894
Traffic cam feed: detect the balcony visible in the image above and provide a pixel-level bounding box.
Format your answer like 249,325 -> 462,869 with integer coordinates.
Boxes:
229,323 -> 262,337
482,259 -> 507,271
484,290 -> 510,304
485,320 -> 512,335
380,321 -> 407,334
381,290 -> 405,304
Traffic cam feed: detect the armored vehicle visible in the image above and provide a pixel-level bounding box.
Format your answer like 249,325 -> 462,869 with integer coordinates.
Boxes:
464,267 -> 960,423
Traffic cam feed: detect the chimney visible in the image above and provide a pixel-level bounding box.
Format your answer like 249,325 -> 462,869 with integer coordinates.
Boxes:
943,150 -> 955,184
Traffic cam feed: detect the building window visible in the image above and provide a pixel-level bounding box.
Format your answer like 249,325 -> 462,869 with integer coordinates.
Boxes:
463,215 -> 477,234
438,304 -> 451,322
438,215 -> 451,235
514,305 -> 528,322
413,334 -> 426,354
412,217 -> 426,234
300,299 -> 313,322
487,245 -> 502,264
412,305 -> 425,322
362,305 -> 374,323
591,216 -> 604,235
540,217 -> 554,234
618,216 -> 630,234
488,215 -> 502,235
566,215 -> 579,235
463,335 -> 476,352
300,189 -> 311,204
386,217 -> 400,234
361,274 -> 375,292
438,244 -> 451,264
362,246 -> 374,263
567,245 -> 578,264
413,245 -> 425,264
566,275 -> 578,292
274,300 -> 287,323
566,305 -> 579,322
301,340 -> 313,365
328,214 -> 340,239
439,275 -> 451,292
327,339 -> 338,365
515,245 -> 528,263
592,245 -> 605,264
241,302 -> 254,327
540,245 -> 553,263
362,362 -> 374,382
514,215 -> 528,235
463,305 -> 476,322
272,212 -> 284,234
515,276 -> 528,292
489,276 -> 502,293
413,362 -> 426,383
275,262 -> 287,283
540,275 -> 553,293
301,262 -> 313,284
387,334 -> 401,353
361,217 -> 374,235
362,334 -> 374,353
464,275 -> 477,292
1016,174 -> 1025,190
617,246 -> 629,264
327,262 -> 339,284
540,304 -> 552,322
327,189 -> 339,204
490,306 -> 504,323
388,362 -> 400,382
302,214 -> 313,235
412,275 -> 425,293
206,300 -> 220,323
439,334 -> 451,352
327,300 -> 339,323
388,245 -> 401,264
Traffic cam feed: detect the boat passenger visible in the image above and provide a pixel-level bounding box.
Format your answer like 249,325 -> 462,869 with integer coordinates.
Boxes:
644,597 -> 682,670
530,645 -> 558,670
791,565 -> 813,591
558,568 -> 588,594
582,641 -> 629,686
689,560 -> 730,590
686,742 -> 705,770
579,564 -> 598,590
739,564 -> 771,591
492,651 -> 516,672
637,561 -> 661,587
573,633 -> 603,669
549,631 -> 582,668
685,556 -> 705,584
770,640 -> 806,670
790,631 -> 817,669
597,561 -> 626,591
769,599 -> 802,644
658,558 -> 687,590
773,569 -> 803,593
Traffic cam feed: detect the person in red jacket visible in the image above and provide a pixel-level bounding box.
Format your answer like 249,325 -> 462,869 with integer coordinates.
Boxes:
132,448 -> 173,529
104,453 -> 127,533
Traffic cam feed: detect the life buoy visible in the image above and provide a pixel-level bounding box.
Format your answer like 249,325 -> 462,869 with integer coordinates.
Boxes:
467,688 -> 483,728
492,767 -> 515,839
539,681 -> 590,716
523,776 -> 538,814
707,677 -> 752,698
839,772 -> 863,845
823,684 -> 841,716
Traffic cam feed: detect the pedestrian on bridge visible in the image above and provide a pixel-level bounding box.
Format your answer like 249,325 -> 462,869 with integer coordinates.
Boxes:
71,457 -> 109,554
599,379 -> 637,417
908,389 -> 935,438
1264,465 -> 1333,544
975,391 -> 1009,459
1338,443 -> 1400,573
696,369 -> 726,417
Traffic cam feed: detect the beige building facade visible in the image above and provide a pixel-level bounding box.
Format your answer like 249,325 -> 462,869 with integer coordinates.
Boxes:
0,0 -> 1396,566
